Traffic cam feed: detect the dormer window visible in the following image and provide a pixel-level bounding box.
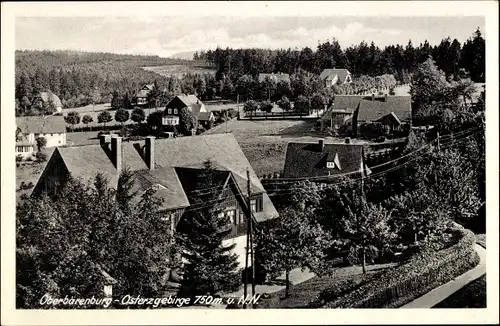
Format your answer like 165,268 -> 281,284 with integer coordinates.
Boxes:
327,152 -> 342,170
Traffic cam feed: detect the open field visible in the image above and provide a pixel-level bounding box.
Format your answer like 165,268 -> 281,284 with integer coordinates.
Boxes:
203,119 -> 369,176
142,64 -> 216,77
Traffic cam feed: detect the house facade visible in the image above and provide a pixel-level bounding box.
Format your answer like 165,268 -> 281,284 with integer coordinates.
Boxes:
162,94 -> 213,128
15,116 -> 67,159
135,84 -> 154,106
319,69 -> 352,87
33,133 -> 278,270
282,139 -> 370,181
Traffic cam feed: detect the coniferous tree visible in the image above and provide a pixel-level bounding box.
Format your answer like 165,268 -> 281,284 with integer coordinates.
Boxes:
176,160 -> 240,299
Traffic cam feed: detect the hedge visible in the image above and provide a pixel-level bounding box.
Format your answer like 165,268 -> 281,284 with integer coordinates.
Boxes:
66,124 -> 122,133
324,226 -> 480,308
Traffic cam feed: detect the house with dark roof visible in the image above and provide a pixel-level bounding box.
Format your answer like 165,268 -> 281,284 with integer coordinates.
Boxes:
33,133 -> 279,269
320,94 -> 412,137
319,69 -> 352,87
163,94 -> 213,129
282,139 -> 370,181
135,84 -> 155,106
15,116 -> 67,158
32,90 -> 63,113
258,73 -> 291,84
352,94 -> 412,137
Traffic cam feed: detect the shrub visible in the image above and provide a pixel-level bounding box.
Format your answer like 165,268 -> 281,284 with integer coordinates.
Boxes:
16,155 -> 23,163
35,151 -> 48,162
324,226 -> 479,308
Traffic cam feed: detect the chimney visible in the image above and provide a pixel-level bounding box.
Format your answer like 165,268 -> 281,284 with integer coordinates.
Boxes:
111,136 -> 122,173
345,137 -> 351,144
100,134 -> 111,145
371,93 -> 375,101
145,136 -> 155,170
384,94 -> 388,102
318,139 -> 324,151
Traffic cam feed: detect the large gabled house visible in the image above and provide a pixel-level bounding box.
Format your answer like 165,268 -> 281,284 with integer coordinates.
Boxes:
162,94 -> 214,129
15,115 -> 67,159
282,139 -> 370,181
319,69 -> 352,87
32,133 -> 279,269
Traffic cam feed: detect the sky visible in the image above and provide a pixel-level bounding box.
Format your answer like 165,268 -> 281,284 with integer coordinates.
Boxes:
15,16 -> 485,58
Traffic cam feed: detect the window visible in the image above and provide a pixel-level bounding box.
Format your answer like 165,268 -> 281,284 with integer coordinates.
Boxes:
168,109 -> 172,114
250,199 -> 256,213
217,212 -> 225,219
174,108 -> 178,114
239,212 -> 245,224
162,117 -> 179,126
327,162 -> 335,168
227,210 -> 235,224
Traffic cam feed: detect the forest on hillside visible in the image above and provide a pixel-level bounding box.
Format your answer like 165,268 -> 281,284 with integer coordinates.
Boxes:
15,50 -> 204,112
15,28 -> 484,116
195,28 -> 485,83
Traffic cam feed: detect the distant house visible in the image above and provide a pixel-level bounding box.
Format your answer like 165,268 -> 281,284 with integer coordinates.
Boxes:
32,90 -> 63,113
319,69 -> 352,87
320,95 -> 412,137
135,84 -> 155,106
352,94 -> 412,137
320,95 -> 362,131
32,133 -> 279,269
163,94 -> 213,128
258,73 -> 291,84
282,139 -> 370,180
15,116 -> 67,158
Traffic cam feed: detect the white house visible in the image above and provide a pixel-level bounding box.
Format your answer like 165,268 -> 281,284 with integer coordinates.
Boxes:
16,116 -> 67,158
320,69 -> 353,87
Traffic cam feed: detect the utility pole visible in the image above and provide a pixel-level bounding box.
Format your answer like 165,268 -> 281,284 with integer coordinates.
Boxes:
245,169 -> 255,308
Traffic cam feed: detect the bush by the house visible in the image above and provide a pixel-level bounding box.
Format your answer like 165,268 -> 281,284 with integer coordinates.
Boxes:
358,123 -> 390,140
35,151 -> 48,163
323,226 -> 479,308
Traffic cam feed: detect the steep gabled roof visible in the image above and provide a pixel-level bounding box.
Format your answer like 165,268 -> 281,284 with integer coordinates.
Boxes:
16,115 -> 66,134
131,167 -> 190,211
152,134 -> 265,196
176,94 -> 202,107
198,111 -> 214,121
136,89 -> 151,98
283,141 -> 365,178
319,69 -> 351,82
357,96 -> 412,123
56,142 -> 148,188
175,167 -> 231,204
